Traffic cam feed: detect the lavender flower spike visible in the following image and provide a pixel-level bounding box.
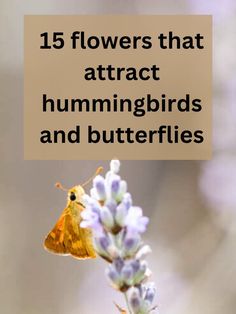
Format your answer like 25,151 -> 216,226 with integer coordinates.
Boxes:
81,160 -> 157,313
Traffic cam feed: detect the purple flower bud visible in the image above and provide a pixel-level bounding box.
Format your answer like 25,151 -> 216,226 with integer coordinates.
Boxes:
110,159 -> 120,173
98,235 -> 110,251
94,236 -> 111,258
115,203 -> 128,227
105,199 -> 117,216
133,261 -> 147,285
80,207 -> 100,230
124,234 -> 140,255
136,245 -> 152,260
122,193 -> 132,209
129,287 -> 142,313
144,282 -> 156,305
93,175 -> 106,200
116,180 -> 127,202
106,266 -> 121,288
131,260 -> 140,274
106,245 -> 119,259
124,237 -> 136,250
90,203 -> 101,215
114,257 -> 124,273
139,261 -> 148,273
100,206 -> 114,229
111,178 -> 120,195
82,195 -> 101,212
121,264 -> 134,285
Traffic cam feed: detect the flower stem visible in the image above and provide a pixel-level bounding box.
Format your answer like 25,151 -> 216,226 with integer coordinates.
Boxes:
124,292 -> 132,314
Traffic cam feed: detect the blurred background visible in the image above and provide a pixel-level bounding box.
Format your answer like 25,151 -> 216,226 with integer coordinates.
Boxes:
0,1 -> 236,314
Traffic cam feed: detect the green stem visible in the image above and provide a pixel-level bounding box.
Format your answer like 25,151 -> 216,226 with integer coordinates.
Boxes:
124,292 -> 132,314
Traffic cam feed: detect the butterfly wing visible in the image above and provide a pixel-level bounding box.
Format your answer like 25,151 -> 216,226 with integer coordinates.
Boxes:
44,202 -> 96,259
63,201 -> 96,259
44,207 -> 69,255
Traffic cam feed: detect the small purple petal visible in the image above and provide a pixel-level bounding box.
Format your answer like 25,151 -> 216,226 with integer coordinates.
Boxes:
136,217 -> 149,233
114,257 -> 124,273
125,207 -> 149,234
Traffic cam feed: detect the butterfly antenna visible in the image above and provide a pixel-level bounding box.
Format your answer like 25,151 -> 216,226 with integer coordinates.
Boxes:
55,182 -> 69,192
82,166 -> 103,187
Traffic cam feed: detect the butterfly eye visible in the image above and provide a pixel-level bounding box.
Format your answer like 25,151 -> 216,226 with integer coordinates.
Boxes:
70,193 -> 76,201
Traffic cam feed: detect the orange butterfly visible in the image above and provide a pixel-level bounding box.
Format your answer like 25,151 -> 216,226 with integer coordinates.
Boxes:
44,167 -> 102,259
